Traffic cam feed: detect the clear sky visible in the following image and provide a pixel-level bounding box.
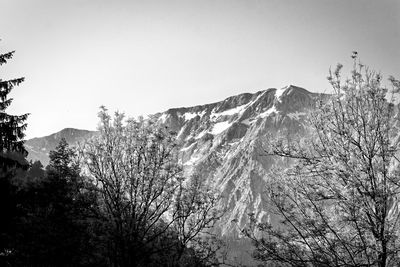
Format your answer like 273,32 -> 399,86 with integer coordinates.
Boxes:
1,0 -> 399,138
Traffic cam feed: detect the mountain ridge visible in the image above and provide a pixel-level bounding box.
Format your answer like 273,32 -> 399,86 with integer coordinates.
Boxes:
24,85 -> 325,237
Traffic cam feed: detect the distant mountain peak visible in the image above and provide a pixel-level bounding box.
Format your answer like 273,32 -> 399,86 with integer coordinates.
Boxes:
25,128 -> 96,165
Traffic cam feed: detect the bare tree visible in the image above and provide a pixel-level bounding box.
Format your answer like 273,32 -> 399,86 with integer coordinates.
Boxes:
172,173 -> 223,266
82,107 -> 222,267
245,55 -> 400,267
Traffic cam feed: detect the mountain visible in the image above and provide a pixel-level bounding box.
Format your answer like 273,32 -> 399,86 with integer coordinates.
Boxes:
152,85 -> 326,264
25,85 -> 323,228
24,85 -> 324,263
26,85 -> 324,260
153,85 -> 324,235
25,128 -> 96,165
25,85 -> 323,225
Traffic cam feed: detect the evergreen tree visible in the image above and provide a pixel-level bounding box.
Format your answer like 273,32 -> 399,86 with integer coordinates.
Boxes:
0,46 -> 28,265
0,49 -> 28,172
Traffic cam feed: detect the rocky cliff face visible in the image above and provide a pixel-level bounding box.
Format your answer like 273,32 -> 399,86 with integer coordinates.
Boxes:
154,85 -> 324,237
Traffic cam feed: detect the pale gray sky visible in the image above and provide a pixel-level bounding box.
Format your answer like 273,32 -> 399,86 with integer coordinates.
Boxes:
1,0 -> 399,138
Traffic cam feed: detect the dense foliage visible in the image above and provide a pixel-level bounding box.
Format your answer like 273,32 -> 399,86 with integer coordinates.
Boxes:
11,139 -> 103,266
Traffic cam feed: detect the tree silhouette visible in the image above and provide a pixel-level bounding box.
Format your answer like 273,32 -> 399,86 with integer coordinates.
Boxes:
0,46 -> 28,265
0,49 -> 28,172
13,139 -> 103,266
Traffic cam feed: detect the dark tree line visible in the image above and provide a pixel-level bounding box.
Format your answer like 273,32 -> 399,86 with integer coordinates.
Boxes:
11,139 -> 103,266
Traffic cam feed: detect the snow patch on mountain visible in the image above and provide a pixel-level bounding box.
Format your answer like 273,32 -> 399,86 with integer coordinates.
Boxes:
250,90 -> 267,105
177,125 -> 186,138
258,105 -> 278,119
183,112 -> 198,120
195,130 -> 207,139
159,113 -> 168,123
211,121 -> 233,135
275,86 -> 289,102
183,110 -> 206,121
218,103 -> 248,116
211,106 -> 244,121
241,118 -> 251,125
211,90 -> 268,122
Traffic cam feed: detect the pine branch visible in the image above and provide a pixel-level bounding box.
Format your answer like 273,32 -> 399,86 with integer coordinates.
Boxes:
0,78 -> 25,100
0,51 -> 15,66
